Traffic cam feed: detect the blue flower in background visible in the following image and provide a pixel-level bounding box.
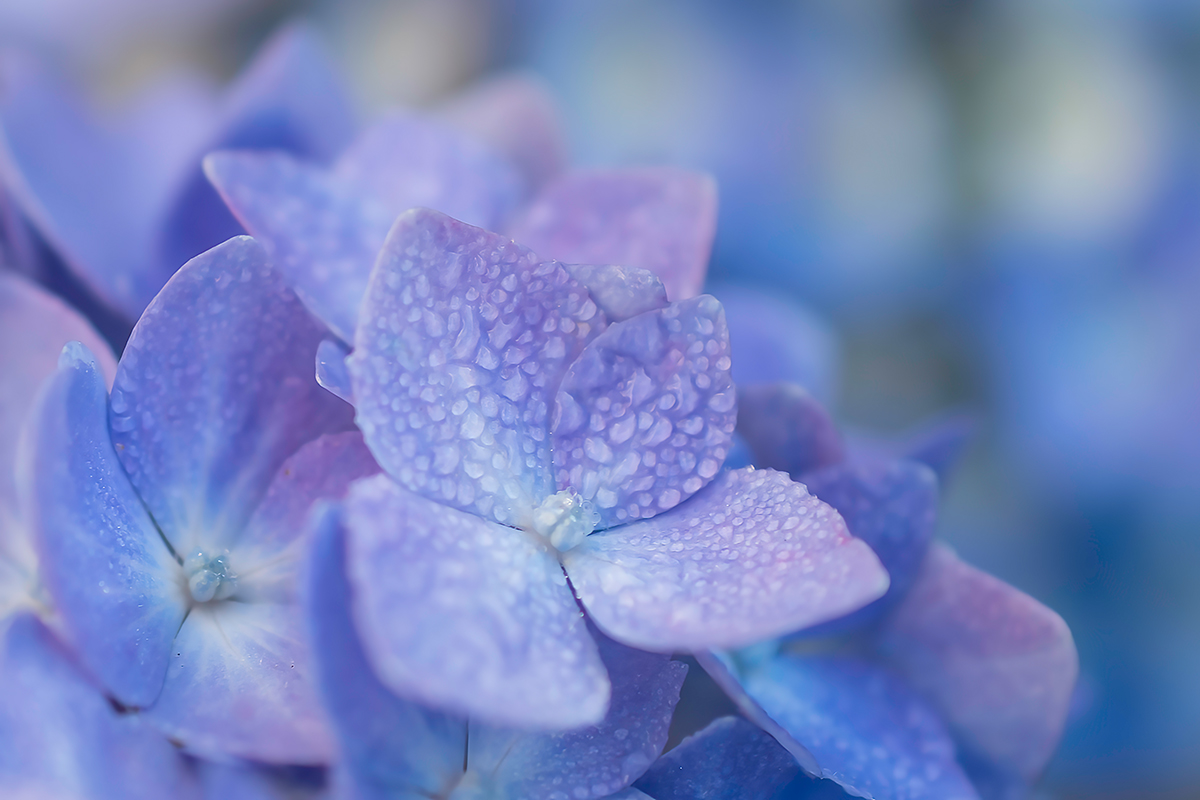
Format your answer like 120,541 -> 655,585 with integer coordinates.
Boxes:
22,235 -> 363,763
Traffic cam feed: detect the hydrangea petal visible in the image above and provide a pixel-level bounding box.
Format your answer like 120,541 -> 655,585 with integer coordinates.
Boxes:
0,612 -> 198,800
563,263 -> 669,322
344,474 -> 609,729
564,468 -> 890,651
197,762 -> 326,800
109,236 -> 351,556
467,630 -> 686,800
315,338 -> 354,404
633,716 -> 801,800
510,169 -> 716,302
349,209 -> 605,525
306,505 -> 465,800
736,383 -> 844,478
741,655 -> 980,800
158,24 -> 355,276
438,73 -> 566,192
797,459 -> 938,631
25,343 -> 184,708
847,413 -> 976,487
552,296 -> 735,528
875,544 -> 1079,782
204,150 -> 393,342
144,600 -> 334,764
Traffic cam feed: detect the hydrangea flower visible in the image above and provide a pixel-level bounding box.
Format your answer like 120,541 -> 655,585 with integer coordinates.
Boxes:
274,206 -> 889,733
695,384 -> 1079,800
22,236 -> 364,763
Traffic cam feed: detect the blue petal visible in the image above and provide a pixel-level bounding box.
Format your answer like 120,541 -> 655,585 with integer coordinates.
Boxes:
468,630 -> 687,800
736,383 -> 844,477
306,504 -> 465,800
342,474 -> 609,729
316,337 -> 355,404
511,169 -> 717,302
158,23 -> 356,278
796,459 -> 938,633
562,263 -> 669,322
633,716 -> 801,800
25,342 -> 184,708
564,468 -> 889,651
740,655 -> 980,800
552,296 -> 735,528
110,235 -> 351,557
348,209 -> 606,526
0,612 -> 197,799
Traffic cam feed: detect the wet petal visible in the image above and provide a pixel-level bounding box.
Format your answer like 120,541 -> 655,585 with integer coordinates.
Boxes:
511,169 -> 716,302
306,505 -> 465,800
349,209 -> 605,526
552,296 -> 735,528
316,337 -> 354,403
144,600 -> 334,764
467,630 -> 686,800
797,459 -> 938,632
563,263 -> 668,322
344,474 -> 609,729
739,655 -> 979,800
158,23 -> 355,276
0,612 -> 198,800
633,716 -> 801,800
25,343 -> 184,708
875,544 -> 1079,782
565,468 -> 890,651
736,383 -> 844,478
110,236 -> 351,557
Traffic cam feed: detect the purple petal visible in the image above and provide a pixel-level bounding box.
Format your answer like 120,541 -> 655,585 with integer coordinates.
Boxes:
158,23 -> 356,276
633,716 -> 801,800
797,459 -> 938,631
306,505 -> 465,799
343,474 -> 609,729
332,112 -> 524,230
874,544 -> 1079,782
469,630 -> 686,799
552,296 -> 736,528
564,468 -> 890,651
563,263 -> 669,322
197,762 -> 326,800
848,413 -> 977,487
316,338 -> 354,403
0,612 -> 198,800
438,73 -> 567,192
110,236 -> 351,557
204,149 -> 393,342
348,209 -> 606,526
511,169 -> 717,302
740,655 -> 980,800
25,343 -> 184,708
736,383 -> 844,478
144,600 -> 335,764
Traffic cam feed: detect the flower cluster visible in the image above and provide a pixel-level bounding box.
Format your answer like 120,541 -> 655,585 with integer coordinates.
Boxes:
0,25 -> 1077,800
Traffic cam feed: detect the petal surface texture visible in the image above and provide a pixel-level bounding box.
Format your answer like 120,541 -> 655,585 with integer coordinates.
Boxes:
0,613 -> 197,800
564,468 -> 890,651
26,343 -> 184,708
344,474 -> 610,729
466,631 -> 686,800
633,716 -> 801,800
511,169 -> 717,302
307,505 -> 465,800
742,655 -> 980,800
552,296 -> 736,528
875,544 -> 1079,782
349,209 -> 605,525
736,383 -> 844,478
109,235 -> 349,557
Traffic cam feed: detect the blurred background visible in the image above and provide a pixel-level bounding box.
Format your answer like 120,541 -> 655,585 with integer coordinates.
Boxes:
3,0 -> 1197,797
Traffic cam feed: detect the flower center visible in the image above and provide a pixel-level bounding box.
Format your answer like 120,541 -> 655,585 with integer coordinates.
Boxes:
183,549 -> 238,604
528,490 -> 599,552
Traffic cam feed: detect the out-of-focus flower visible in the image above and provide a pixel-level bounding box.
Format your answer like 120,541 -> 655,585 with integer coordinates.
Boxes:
22,236 -> 362,763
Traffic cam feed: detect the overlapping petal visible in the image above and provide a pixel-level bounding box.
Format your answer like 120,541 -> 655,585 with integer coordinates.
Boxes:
736,383 -> 844,478
343,474 -> 609,729
564,468 -> 890,651
25,343 -> 185,708
562,263 -> 668,322
349,209 -> 605,525
109,235 -> 350,556
875,544 -> 1078,783
510,168 -> 716,302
